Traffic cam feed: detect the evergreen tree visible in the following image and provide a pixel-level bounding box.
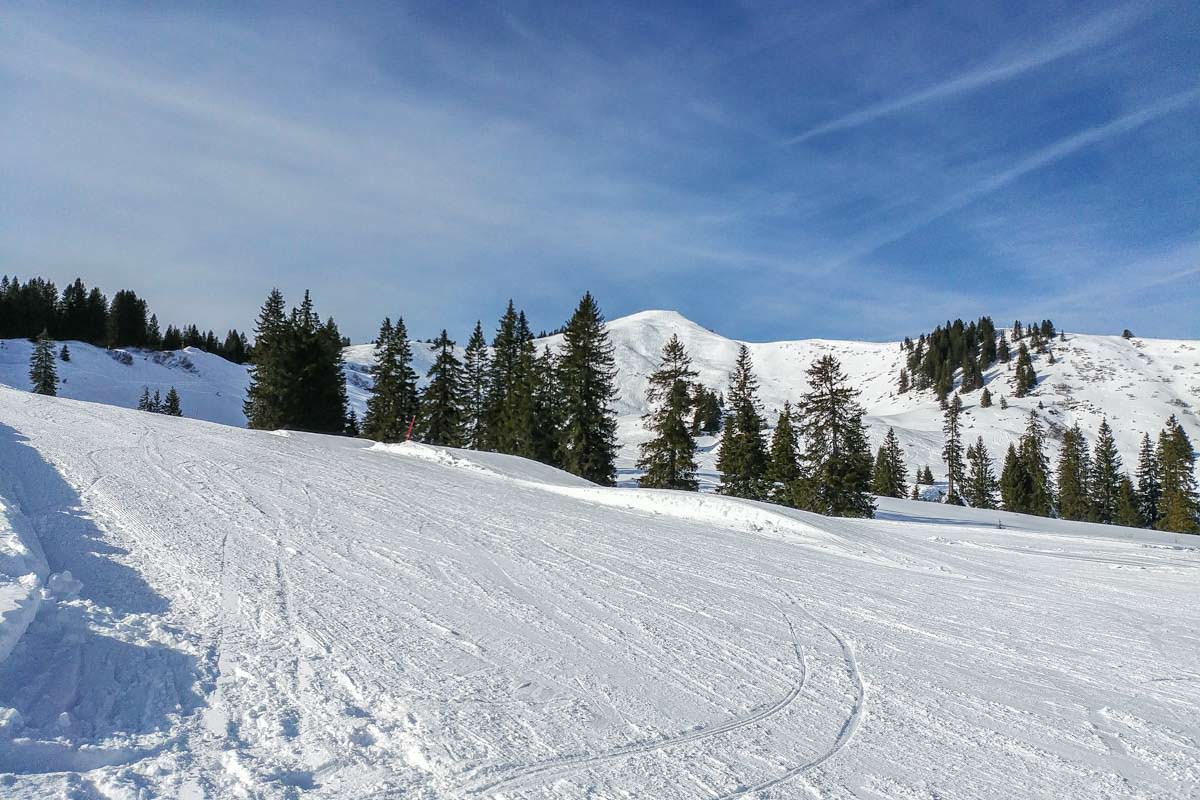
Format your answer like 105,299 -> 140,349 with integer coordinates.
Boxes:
557,292 -> 620,485
796,355 -> 874,518
59,344 -> 70,362
1155,416 -> 1199,533
28,331 -> 57,396
1018,413 -> 1054,516
1056,424 -> 1092,522
146,314 -> 162,347
871,427 -> 908,498
1014,343 -> 1037,397
461,321 -> 490,449
244,289 -> 291,430
137,386 -> 154,412
999,443 -> 1029,513
286,293 -> 349,434
716,345 -> 769,499
417,330 -> 466,447
362,317 -> 420,442
531,346 -> 565,466
162,387 -> 182,416
997,331 -> 1010,363
897,369 -> 910,394
1090,419 -> 1122,524
942,394 -> 966,504
162,325 -> 183,351
495,314 -> 538,458
964,437 -> 999,509
979,387 -> 992,408
483,302 -> 522,450
910,483 -> 921,500
1135,433 -> 1161,527
691,386 -> 722,434
637,335 -> 699,491
1114,477 -> 1142,528
345,408 -> 360,437
765,402 -> 803,504
999,395 -> 1009,410
107,289 -> 149,347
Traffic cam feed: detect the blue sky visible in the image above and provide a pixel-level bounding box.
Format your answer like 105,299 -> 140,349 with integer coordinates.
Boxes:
2,0 -> 1197,343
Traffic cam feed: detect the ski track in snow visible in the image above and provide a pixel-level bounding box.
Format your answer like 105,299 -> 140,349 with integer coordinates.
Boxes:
0,388 -> 1198,798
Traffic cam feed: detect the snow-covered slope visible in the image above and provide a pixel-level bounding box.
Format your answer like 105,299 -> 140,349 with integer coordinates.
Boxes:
3,310 -> 1198,490
0,387 -> 1196,797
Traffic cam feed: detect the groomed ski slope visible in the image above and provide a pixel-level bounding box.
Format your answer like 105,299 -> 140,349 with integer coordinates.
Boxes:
0,387 -> 1197,798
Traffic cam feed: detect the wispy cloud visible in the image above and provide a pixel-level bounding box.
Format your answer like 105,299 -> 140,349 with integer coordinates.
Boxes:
784,5 -> 1143,145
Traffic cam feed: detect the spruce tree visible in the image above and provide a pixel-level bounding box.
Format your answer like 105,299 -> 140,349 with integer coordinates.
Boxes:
942,394 -> 965,504
244,289 -> 291,430
137,386 -> 153,411
345,408 -> 360,437
716,345 -> 769,499
999,443 -> 1028,513
1156,416 -> 1199,533
1090,419 -> 1122,524
362,317 -> 420,442
557,292 -> 619,485
59,344 -> 70,362
1114,477 -> 1142,528
691,385 -> 722,435
162,387 -> 183,417
461,321 -> 490,450
796,355 -> 874,518
417,330 -> 466,447
964,437 -> 999,509
997,332 -> 1010,363
871,427 -> 907,498
484,302 -> 521,450
496,314 -> 538,458
979,387 -> 992,408
1135,433 -> 1161,527
1014,343 -> 1037,397
637,334 -> 699,491
999,395 -> 1008,410
286,293 -> 349,434
29,330 -> 57,396
1018,413 -> 1054,516
531,346 -> 565,466
766,402 -> 802,504
1056,424 -> 1092,521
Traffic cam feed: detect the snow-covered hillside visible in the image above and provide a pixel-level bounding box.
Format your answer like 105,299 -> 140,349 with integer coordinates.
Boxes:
4,310 -> 1198,489
0,387 -> 1196,798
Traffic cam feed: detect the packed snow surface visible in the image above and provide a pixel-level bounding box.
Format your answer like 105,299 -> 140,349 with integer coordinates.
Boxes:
0,387 -> 1197,798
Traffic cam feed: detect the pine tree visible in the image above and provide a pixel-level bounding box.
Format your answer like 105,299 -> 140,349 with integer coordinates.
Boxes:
59,344 -> 70,362
979,387 -> 992,408
691,385 -> 722,434
1135,433 -> 1161,527
796,355 -> 874,517
765,402 -> 803,504
898,369 -> 910,394
910,483 -> 921,500
417,330 -> 466,447
106,290 -> 149,347
345,408 -> 360,437
942,394 -> 965,504
716,345 -> 769,499
999,443 -> 1028,513
1155,416 -> 1199,533
1090,419 -> 1122,524
1018,413 -> 1053,516
287,293 -> 349,434
1056,424 -> 1092,521
28,330 -> 57,396
137,386 -> 153,411
1114,477 -> 1142,528
637,335 -> 699,491
362,317 -> 420,442
483,302 -> 522,450
999,395 -> 1009,410
531,346 -> 564,466
871,427 -> 907,498
244,289 -> 291,430
495,314 -> 538,458
162,387 -> 183,416
461,321 -> 490,450
557,293 -> 620,485
964,437 -> 999,509
997,332 -> 1010,363
1013,343 -> 1036,397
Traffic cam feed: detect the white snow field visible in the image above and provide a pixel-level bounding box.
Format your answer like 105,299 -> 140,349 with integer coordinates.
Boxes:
0,386 -> 1197,798
3,309 -> 1198,491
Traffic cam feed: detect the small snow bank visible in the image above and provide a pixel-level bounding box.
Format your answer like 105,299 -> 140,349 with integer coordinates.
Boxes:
875,496 -> 1198,548
369,441 -> 595,488
0,495 -> 48,664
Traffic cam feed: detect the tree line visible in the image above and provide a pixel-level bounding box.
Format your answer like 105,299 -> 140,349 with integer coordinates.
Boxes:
1,275 -> 250,363
242,289 -> 624,486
